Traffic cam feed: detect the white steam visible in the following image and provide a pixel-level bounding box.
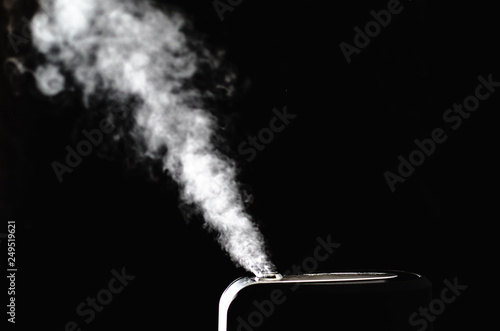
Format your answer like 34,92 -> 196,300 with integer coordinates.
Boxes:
29,0 -> 275,276
34,64 -> 65,95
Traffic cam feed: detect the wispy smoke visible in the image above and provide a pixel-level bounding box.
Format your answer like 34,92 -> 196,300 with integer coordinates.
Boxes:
26,0 -> 275,276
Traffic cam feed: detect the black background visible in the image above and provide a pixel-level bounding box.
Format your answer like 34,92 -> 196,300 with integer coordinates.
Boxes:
1,0 -> 498,330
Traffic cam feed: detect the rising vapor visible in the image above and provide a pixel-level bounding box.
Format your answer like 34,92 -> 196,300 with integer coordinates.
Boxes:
26,0 -> 275,276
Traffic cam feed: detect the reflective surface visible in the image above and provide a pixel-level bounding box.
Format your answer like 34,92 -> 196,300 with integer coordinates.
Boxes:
219,271 -> 429,331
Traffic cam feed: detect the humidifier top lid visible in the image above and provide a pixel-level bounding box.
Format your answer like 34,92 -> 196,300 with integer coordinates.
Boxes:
218,271 -> 425,331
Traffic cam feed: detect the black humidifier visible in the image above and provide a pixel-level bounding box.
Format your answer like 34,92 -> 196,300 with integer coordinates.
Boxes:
219,271 -> 432,331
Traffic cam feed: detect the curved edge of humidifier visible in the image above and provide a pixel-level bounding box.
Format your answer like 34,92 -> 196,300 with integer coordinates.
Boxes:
218,271 -> 427,331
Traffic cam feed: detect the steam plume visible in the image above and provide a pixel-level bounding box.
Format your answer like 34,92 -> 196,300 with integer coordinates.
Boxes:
27,0 -> 275,276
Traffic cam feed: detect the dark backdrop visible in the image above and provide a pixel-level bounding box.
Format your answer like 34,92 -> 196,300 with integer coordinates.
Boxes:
1,0 -> 497,330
